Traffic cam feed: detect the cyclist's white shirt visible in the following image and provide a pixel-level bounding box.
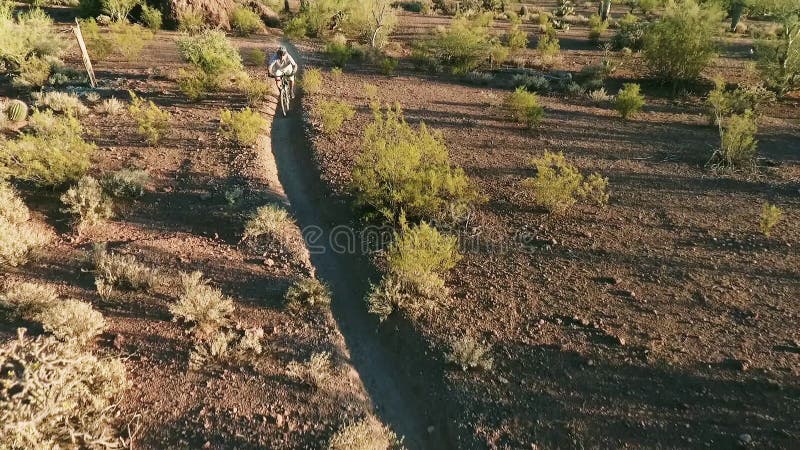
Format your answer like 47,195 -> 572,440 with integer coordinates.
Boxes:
268,53 -> 297,76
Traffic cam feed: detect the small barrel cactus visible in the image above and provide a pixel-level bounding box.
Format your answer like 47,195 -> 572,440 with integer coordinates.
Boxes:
6,100 -> 28,122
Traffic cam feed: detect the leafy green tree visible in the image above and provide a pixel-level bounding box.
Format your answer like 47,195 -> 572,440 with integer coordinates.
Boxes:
753,0 -> 800,95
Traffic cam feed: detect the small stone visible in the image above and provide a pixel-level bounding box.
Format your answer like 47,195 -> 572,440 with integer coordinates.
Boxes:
498,375 -> 509,384
738,433 -> 752,445
586,359 -> 595,367
275,413 -> 284,427
264,258 -> 275,267
111,333 -> 125,350
617,336 -> 626,346
427,425 -> 435,434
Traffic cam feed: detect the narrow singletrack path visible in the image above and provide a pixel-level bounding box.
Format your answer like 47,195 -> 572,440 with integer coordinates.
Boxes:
268,43 -> 447,450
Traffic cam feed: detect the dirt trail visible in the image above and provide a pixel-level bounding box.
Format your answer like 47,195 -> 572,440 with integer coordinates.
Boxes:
269,42 -> 446,450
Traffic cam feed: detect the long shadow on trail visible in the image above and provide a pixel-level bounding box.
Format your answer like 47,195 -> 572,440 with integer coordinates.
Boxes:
268,83 -> 451,450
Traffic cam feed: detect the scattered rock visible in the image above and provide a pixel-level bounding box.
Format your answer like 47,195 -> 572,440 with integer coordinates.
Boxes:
738,433 -> 752,446
264,258 -> 275,267
111,333 -> 125,350
427,425 -> 436,434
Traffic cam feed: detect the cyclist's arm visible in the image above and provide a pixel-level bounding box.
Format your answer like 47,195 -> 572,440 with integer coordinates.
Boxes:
267,58 -> 279,76
287,54 -> 298,73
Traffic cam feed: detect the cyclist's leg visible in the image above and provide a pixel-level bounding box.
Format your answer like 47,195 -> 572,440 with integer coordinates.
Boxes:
288,74 -> 296,99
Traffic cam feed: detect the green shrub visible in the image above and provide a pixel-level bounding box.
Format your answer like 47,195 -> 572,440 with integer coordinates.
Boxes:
755,27 -> 800,95
91,243 -> 161,297
33,91 -> 90,116
140,4 -> 162,30
177,69 -> 215,101
128,91 -> 171,145
0,282 -> 58,321
446,336 -> 493,371
537,30 -> 561,64
242,204 -> 307,263
367,221 -> 459,321
414,13 -> 503,75
170,271 -> 234,338
588,13 -> 608,42
176,30 -> 243,78
60,176 -> 114,231
220,108 -> 268,146
0,7 -> 66,68
78,0 -> 102,17
177,7 -> 206,33
643,0 -> 723,84
505,13 -> 529,52
35,299 -> 106,346
352,105 -> 479,222
328,416 -> 403,450
101,168 -> 148,198
505,87 -> 544,129
242,47 -> 266,66
96,97 -> 125,115
326,35 -> 354,67
283,16 -> 308,38
386,221 -> 460,289
78,18 -> 114,60
0,329 -> 127,448
12,56 -> 51,88
589,87 -> 612,103
286,351 -> 335,389
108,22 -> 154,60
614,83 -> 645,120
711,110 -> 758,171
101,0 -> 137,21
237,75 -> 273,106
759,202 -> 782,237
522,150 -> 609,214
0,114 -> 94,186
4,100 -> 28,122
0,183 -> 52,267
188,327 -> 264,370
285,276 -> 331,310
611,13 -> 647,50
512,73 -> 550,92
379,56 -> 399,75
315,100 -> 355,135
705,78 -> 775,125
230,6 -> 265,35
301,68 -> 323,94
342,0 -> 398,48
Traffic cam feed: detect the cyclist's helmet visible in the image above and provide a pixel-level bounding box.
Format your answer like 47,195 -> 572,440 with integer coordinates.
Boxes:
277,46 -> 287,57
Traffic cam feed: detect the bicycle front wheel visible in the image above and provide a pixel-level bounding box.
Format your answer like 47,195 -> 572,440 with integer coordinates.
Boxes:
280,83 -> 290,117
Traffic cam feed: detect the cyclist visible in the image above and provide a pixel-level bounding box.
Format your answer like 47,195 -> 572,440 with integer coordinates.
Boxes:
268,46 -> 298,99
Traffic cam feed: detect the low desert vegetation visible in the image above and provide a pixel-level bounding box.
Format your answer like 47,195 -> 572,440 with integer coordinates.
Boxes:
140,4 -> 162,30
314,100 -> 355,135
505,87 -> 545,129
301,68 -> 323,94
242,204 -> 308,263
60,176 -> 115,231
128,91 -> 171,145
176,30 -> 243,98
325,34 -> 353,68
286,351 -> 335,389
522,151 -> 610,214
759,202 -> 782,237
367,221 -> 460,321
91,243 -> 162,297
35,298 -> 107,347
589,13 -> 609,42
352,105 -> 480,223
220,108 -> 268,146
0,282 -> 58,320
612,12 -> 648,50
642,0 -> 723,85
283,0 -> 398,47
96,97 -> 125,115
615,83 -> 645,119
0,329 -> 128,448
0,110 -> 95,186
413,13 -> 508,74
189,327 -> 264,371
753,0 -> 800,95
101,168 -> 149,198
230,6 -> 264,36
328,416 -> 404,450
177,6 -> 206,33
237,75 -> 273,106
446,336 -> 494,371
0,8 -> 67,89
170,271 -> 235,338
705,78 -> 775,125
0,183 -> 52,267
33,91 -> 90,116
589,87 -> 613,103
285,276 -> 332,311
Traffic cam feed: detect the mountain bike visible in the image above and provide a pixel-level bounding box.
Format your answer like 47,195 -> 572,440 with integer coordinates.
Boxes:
272,73 -> 292,117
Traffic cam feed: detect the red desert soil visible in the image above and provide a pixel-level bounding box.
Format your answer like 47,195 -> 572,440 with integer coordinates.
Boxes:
294,10 -> 800,449
1,25 -> 379,449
